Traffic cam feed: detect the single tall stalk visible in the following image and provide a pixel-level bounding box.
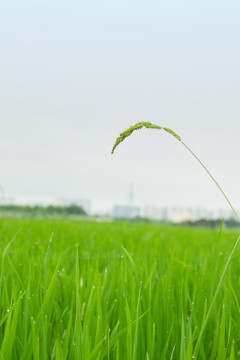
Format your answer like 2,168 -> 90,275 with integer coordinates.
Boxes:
179,140 -> 240,356
111,121 -> 240,356
181,141 -> 240,223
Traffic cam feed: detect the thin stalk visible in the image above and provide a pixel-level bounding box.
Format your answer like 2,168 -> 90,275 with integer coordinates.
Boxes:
180,140 -> 240,355
181,141 -> 240,223
112,122 -> 240,356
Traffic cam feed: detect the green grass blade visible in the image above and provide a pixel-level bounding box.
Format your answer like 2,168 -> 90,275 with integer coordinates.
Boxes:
194,234 -> 240,356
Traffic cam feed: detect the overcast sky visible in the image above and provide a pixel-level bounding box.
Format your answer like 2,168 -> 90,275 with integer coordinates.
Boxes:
0,0 -> 240,213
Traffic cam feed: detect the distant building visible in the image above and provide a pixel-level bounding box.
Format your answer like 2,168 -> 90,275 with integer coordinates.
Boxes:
111,201 -> 237,223
0,186 -> 15,205
142,205 -> 168,221
189,208 -> 209,222
141,205 -> 236,223
168,207 -> 191,222
112,205 -> 141,219
0,197 -> 15,205
0,196 -> 15,205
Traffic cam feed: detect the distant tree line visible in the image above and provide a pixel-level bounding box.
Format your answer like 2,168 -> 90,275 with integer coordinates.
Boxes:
0,204 -> 86,216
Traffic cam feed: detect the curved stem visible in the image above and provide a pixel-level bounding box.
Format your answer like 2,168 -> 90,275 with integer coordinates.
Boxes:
112,124 -> 240,356
180,140 -> 240,355
181,141 -> 240,223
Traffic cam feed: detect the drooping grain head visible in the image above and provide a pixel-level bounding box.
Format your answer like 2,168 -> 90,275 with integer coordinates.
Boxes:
162,127 -> 181,141
111,122 -> 181,154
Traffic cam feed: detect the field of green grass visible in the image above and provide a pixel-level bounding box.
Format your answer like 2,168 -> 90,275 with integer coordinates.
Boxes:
0,218 -> 239,359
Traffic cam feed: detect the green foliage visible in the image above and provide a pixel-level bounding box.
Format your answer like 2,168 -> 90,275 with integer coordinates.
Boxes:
0,204 -> 86,217
0,218 -> 240,359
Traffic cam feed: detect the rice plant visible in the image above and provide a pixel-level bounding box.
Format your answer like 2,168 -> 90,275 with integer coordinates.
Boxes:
0,219 -> 240,359
112,121 -> 240,357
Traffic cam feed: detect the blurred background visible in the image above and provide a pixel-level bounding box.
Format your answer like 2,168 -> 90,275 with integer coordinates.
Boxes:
0,0 -> 240,221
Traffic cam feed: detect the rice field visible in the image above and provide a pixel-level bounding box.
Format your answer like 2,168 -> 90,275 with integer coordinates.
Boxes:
0,218 -> 240,359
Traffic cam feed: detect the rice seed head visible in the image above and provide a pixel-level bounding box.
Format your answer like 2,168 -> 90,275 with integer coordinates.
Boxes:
163,127 -> 181,141
111,122 -> 181,154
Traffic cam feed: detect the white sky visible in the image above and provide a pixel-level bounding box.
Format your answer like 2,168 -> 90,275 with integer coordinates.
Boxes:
0,0 -> 240,213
